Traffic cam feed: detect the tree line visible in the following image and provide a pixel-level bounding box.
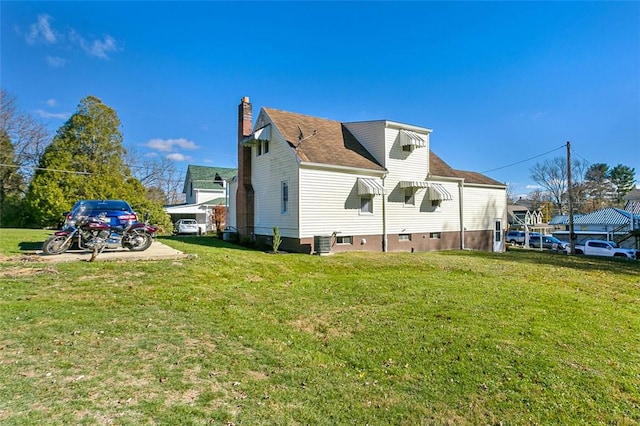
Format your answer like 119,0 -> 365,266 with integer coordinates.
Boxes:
516,156 -> 636,220
1,90 -> 184,231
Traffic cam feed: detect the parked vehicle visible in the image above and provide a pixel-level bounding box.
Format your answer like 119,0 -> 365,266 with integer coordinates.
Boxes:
571,240 -> 637,260
65,199 -> 138,227
43,201 -> 158,260
506,230 -> 541,245
174,219 -> 202,235
528,235 -> 568,251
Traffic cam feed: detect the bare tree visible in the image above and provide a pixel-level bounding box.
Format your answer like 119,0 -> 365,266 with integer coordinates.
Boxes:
127,151 -> 185,205
529,156 -> 585,214
0,89 -> 51,182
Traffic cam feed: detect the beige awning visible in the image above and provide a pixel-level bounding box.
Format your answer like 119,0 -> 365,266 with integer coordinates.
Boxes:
399,180 -> 430,189
400,129 -> 428,148
357,178 -> 384,196
428,183 -> 453,201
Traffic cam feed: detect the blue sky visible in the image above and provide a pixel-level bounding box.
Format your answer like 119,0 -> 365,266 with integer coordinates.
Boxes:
3,1 -> 639,196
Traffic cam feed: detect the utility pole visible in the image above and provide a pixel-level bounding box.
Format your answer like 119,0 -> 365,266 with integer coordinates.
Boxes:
567,141 -> 575,255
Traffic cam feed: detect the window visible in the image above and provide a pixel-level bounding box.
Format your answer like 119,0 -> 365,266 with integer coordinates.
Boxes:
399,234 -> 411,242
281,181 -> 289,214
336,236 -> 352,245
431,199 -> 441,208
430,232 -> 441,239
256,141 -> 269,156
360,196 -> 373,214
402,144 -> 413,152
404,188 -> 415,206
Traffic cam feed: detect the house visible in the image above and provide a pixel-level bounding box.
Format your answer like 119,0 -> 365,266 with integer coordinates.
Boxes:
230,97 -> 507,254
551,206 -> 640,248
624,188 -> 640,215
164,164 -> 236,232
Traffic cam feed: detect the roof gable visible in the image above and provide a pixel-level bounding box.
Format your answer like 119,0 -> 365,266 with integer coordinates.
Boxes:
263,107 -> 385,172
183,165 -> 237,192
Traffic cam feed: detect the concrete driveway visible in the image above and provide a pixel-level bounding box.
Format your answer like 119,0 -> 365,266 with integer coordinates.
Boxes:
35,240 -> 187,263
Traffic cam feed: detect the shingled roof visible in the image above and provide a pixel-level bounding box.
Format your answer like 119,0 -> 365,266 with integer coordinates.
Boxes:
263,107 -> 385,172
263,107 -> 503,186
184,165 -> 237,191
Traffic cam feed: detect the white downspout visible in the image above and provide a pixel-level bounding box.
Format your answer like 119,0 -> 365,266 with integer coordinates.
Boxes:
459,180 -> 465,250
382,174 -> 388,252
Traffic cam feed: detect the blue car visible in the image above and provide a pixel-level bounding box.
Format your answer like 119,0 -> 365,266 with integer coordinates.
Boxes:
65,200 -> 138,228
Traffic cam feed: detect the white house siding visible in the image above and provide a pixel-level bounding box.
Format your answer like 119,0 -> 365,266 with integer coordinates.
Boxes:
462,185 -> 507,231
252,120 -> 300,239
195,188 -> 225,205
343,121 -> 387,166
299,166 -> 384,239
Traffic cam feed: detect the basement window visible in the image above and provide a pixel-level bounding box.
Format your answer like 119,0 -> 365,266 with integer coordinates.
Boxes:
430,232 -> 441,239
336,236 -> 353,245
399,233 -> 412,242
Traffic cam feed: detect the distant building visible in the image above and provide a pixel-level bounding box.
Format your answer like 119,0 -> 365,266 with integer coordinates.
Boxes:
164,164 -> 236,232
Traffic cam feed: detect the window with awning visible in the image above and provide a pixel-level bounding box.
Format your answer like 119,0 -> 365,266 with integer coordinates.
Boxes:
357,178 -> 384,196
399,129 -> 428,148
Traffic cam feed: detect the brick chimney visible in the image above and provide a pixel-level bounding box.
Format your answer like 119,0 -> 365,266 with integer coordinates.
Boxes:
236,96 -> 254,238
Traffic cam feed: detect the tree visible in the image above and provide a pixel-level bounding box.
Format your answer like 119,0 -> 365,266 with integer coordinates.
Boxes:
609,164 -> 636,204
128,151 -> 185,204
0,89 -> 50,182
582,163 -> 614,211
529,156 -> 585,215
0,130 -> 25,226
23,95 -> 171,230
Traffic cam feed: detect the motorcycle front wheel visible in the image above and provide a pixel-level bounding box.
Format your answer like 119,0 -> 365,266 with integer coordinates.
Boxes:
42,235 -> 72,255
124,230 -> 153,251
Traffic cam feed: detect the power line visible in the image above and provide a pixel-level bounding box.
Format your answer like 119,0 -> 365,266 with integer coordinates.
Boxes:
480,145 -> 566,174
0,163 -> 91,175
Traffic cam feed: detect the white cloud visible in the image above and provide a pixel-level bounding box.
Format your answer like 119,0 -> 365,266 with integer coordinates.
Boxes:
166,153 -> 192,162
525,184 -> 541,190
46,55 -> 67,68
34,109 -> 70,120
145,138 -> 199,152
70,30 -> 119,59
46,98 -> 57,107
26,14 -> 57,44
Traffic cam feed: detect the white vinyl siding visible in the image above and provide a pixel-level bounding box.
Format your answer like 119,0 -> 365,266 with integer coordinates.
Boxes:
299,166 -> 383,238
462,186 -> 507,231
252,112 -> 300,238
343,121 -> 387,166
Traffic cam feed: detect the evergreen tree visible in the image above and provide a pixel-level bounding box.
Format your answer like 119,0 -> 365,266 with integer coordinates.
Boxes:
583,163 -> 613,211
0,130 -> 25,226
24,95 -> 171,230
609,164 -> 636,204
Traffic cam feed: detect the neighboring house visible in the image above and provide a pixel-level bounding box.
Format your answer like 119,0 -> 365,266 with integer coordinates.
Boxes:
164,164 -> 236,232
624,188 -> 640,215
508,202 -> 547,230
230,97 -> 507,254
551,206 -> 640,248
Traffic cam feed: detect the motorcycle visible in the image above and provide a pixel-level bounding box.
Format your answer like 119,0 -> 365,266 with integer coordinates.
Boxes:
42,203 -> 158,260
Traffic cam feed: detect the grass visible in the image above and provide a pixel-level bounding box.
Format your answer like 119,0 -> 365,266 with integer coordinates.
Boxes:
0,228 -> 639,425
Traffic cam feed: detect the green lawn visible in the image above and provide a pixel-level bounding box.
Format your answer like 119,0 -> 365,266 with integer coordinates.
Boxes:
0,229 -> 639,425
